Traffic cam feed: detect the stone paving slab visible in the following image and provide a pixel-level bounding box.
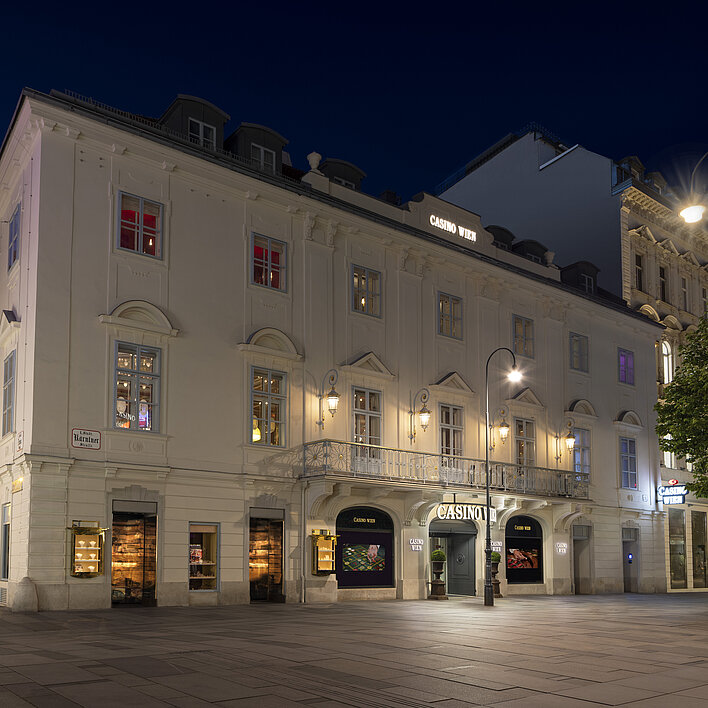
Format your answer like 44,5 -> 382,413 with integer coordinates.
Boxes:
1,594 -> 708,706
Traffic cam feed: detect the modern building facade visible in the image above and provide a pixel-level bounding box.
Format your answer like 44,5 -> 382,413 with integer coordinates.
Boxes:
439,126 -> 708,593
0,91 -> 664,611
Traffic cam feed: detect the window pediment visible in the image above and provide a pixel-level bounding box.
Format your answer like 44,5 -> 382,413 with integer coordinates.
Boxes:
238,328 -> 302,361
429,371 -> 475,397
615,410 -> 643,429
507,387 -> 544,408
99,301 -> 178,338
566,399 -> 598,418
0,310 -> 20,349
340,351 -> 395,380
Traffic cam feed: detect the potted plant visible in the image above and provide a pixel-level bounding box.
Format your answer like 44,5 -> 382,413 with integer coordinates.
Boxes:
490,551 -> 502,598
428,548 -> 448,600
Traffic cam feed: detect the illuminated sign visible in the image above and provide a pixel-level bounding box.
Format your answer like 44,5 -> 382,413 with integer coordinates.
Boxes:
409,538 -> 424,551
435,504 -> 496,522
429,215 -> 476,242
11,477 -> 23,493
353,517 -> 376,523
657,483 -> 688,505
555,542 -> 568,555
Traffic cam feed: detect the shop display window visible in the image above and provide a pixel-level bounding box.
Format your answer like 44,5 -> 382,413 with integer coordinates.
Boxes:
312,530 -> 336,575
669,508 -> 687,589
69,521 -> 105,578
249,518 -> 284,601
111,512 -> 157,605
189,524 -> 218,591
505,515 -> 543,584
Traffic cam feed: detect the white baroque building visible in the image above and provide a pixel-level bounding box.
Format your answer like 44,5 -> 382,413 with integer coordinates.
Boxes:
439,125 -> 708,593
0,90 -> 665,611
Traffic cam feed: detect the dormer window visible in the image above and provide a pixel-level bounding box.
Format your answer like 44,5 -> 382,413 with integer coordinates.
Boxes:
581,274 -> 595,294
188,118 -> 216,149
251,144 -> 276,173
333,176 -> 356,189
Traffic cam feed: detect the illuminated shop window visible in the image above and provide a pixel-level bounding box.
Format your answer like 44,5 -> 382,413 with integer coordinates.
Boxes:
118,193 -> 162,258
189,523 -> 219,591
352,265 -> 381,317
252,234 -> 286,291
114,343 -> 160,432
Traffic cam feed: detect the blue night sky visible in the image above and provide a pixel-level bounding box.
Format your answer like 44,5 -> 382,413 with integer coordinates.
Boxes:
2,3 -> 707,202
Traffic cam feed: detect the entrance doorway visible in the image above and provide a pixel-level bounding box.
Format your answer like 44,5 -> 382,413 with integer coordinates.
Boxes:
249,518 -> 284,602
572,524 -> 592,594
622,527 -> 639,593
111,505 -> 157,606
429,520 -> 477,596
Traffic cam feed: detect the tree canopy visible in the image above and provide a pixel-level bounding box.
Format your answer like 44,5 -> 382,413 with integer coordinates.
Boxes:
656,317 -> 708,498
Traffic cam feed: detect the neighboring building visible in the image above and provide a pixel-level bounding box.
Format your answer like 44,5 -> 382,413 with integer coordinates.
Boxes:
439,125 -> 708,593
0,90 -> 664,611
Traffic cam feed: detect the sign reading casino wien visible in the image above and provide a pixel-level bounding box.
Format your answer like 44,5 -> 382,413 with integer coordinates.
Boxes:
435,504 -> 496,522
429,214 -> 476,242
657,481 -> 688,505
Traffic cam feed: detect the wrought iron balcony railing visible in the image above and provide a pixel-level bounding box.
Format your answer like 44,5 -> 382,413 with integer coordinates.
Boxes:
301,439 -> 589,499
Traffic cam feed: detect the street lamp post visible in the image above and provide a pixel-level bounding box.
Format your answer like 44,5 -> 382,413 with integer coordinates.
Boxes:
484,347 -> 521,607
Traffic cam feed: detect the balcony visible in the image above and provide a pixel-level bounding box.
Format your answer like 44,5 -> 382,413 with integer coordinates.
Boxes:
301,439 -> 589,499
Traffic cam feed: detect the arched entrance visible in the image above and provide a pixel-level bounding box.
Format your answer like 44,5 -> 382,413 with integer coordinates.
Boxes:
336,507 -> 394,588
505,515 -> 543,585
429,519 -> 477,595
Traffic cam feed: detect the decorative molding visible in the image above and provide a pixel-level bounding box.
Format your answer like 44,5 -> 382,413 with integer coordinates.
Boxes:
340,351 -> 395,380
508,386 -> 544,408
99,300 -> 178,338
304,212 -> 315,241
429,371 -> 475,397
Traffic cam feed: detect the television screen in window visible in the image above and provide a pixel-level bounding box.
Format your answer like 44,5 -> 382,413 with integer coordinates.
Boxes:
507,547 -> 539,569
342,543 -> 386,572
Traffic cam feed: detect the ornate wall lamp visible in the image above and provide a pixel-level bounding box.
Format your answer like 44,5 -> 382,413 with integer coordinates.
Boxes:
555,418 -> 576,462
408,387 -> 431,444
316,369 -> 340,429
488,406 -> 511,451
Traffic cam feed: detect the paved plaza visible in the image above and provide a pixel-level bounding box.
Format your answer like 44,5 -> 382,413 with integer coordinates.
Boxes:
0,594 -> 707,707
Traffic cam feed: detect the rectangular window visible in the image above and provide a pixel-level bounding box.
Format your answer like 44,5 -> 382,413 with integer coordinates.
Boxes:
669,508 -> 687,589
353,387 -> 382,458
659,266 -> 668,302
619,436 -> 637,489
691,511 -> 707,589
681,276 -> 689,311
189,523 -> 219,591
352,265 -> 381,317
251,143 -> 276,173
439,404 -> 463,457
438,293 -> 462,339
2,351 -> 15,437
1,503 -> 9,581
515,418 -> 535,467
580,274 -> 594,294
572,428 -> 591,478
118,192 -> 162,258
618,348 -> 634,385
513,315 -> 534,358
635,254 -> 643,291
252,234 -> 287,291
188,118 -> 216,149
569,333 -> 589,372
251,368 -> 286,447
115,343 -> 160,432
7,204 -> 19,271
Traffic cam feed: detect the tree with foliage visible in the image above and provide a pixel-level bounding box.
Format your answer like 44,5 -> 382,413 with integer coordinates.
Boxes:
656,317 -> 708,498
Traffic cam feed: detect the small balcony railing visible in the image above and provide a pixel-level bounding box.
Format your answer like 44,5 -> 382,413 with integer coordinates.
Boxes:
302,439 -> 589,499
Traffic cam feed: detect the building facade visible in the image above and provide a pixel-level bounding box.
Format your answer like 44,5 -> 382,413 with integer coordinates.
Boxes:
0,91 -> 664,611
439,127 -> 708,593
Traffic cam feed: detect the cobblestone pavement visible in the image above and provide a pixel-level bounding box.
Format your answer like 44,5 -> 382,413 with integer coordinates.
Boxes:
1,594 -> 707,707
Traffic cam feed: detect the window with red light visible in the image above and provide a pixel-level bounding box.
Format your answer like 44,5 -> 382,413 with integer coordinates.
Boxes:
118,193 -> 162,258
252,234 -> 286,291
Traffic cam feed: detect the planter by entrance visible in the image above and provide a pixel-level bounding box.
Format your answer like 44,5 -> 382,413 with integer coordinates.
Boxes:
429,551 -> 448,600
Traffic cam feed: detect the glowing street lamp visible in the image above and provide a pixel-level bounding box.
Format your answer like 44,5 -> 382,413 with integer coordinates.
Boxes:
680,151 -> 708,223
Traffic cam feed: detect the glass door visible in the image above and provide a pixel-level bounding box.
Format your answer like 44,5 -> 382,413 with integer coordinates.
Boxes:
249,518 -> 284,602
111,513 -> 157,606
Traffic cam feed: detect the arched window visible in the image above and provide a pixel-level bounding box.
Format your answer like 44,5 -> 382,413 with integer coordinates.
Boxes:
662,341 -> 673,384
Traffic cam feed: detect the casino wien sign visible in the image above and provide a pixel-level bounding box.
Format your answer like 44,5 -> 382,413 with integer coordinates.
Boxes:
435,503 -> 496,522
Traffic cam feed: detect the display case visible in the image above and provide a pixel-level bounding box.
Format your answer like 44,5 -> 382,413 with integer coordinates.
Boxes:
189,523 -> 218,591
69,521 -> 105,578
312,529 -> 337,575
